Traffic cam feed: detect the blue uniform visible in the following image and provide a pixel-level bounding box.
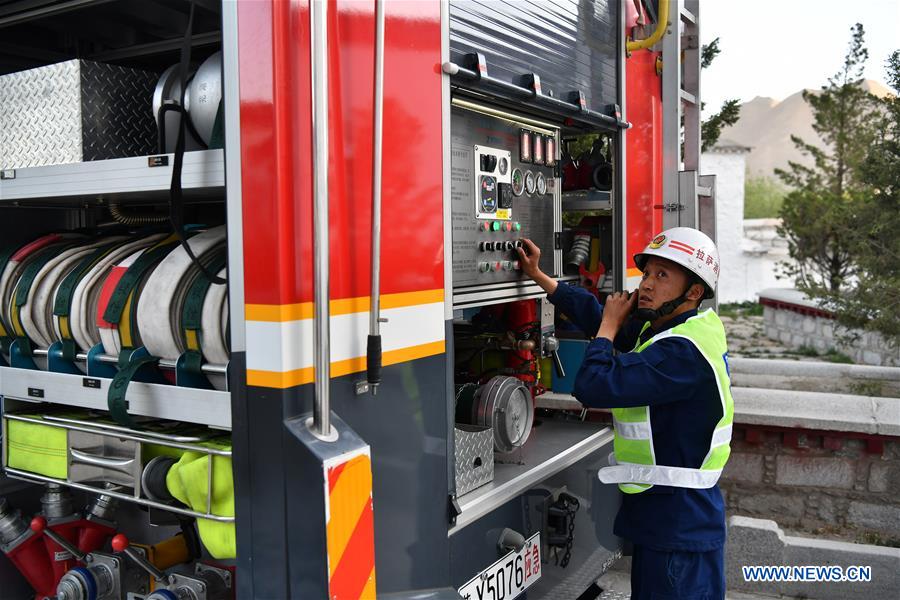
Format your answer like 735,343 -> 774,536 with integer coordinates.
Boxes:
548,283 -> 726,599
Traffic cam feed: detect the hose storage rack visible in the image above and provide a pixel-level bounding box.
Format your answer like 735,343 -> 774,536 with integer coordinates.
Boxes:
2,411 -> 233,523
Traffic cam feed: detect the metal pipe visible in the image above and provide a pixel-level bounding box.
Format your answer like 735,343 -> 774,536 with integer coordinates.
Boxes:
365,0 -> 385,393
626,0 -> 670,53
4,414 -> 232,456
442,62 -> 629,130
5,469 -> 234,522
30,348 -> 228,374
311,0 -> 332,437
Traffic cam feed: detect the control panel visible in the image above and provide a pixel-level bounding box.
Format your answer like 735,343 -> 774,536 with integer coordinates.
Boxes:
451,103 -> 560,298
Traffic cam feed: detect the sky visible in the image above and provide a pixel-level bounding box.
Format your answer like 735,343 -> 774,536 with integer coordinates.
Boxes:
700,0 -> 900,117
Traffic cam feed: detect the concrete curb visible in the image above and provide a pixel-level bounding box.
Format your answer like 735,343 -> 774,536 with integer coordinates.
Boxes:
731,387 -> 900,437
730,357 -> 900,381
727,516 -> 900,600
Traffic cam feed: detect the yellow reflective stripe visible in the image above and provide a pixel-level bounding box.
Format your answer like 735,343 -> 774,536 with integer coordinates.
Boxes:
184,329 -> 201,352
10,302 -> 24,337
119,291 -> 135,348
59,315 -> 71,340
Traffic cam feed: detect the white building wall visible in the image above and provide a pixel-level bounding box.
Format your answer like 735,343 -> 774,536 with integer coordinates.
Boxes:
703,150 -> 792,303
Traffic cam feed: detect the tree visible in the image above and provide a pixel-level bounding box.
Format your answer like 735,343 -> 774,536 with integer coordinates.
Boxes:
700,38 -> 740,152
775,24 -> 881,293
744,175 -> 786,219
817,50 -> 900,342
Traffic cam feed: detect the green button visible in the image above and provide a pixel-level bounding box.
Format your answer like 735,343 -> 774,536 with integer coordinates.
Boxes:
491,221 -> 500,231
515,222 -> 521,231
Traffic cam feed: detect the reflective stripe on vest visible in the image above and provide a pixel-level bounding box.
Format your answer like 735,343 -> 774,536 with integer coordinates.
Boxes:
597,309 -> 734,493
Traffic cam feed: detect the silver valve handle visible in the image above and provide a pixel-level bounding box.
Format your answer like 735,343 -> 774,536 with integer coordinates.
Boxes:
30,516 -> 86,562
111,534 -> 167,582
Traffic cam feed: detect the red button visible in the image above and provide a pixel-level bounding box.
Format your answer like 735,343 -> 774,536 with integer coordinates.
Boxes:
505,222 -> 513,232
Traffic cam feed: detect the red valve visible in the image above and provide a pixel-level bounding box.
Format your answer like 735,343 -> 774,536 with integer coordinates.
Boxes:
30,516 -> 47,533
111,534 -> 130,552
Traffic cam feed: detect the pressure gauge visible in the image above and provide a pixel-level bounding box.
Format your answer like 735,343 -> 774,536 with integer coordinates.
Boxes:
511,168 -> 525,196
524,170 -> 536,196
498,156 -> 509,176
536,172 -> 547,196
480,175 -> 498,213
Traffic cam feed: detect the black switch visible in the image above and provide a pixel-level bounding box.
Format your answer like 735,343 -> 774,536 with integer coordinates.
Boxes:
480,154 -> 489,171
487,155 -> 498,172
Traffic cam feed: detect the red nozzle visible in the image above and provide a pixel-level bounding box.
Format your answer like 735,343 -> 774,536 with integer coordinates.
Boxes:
111,534 -> 130,552
30,516 -> 47,533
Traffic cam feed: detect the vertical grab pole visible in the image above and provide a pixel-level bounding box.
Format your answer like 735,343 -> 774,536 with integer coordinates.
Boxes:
311,0 -> 331,437
366,0 -> 386,394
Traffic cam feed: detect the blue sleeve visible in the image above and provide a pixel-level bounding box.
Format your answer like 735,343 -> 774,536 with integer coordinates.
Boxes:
547,283 -> 602,338
548,283 -> 643,350
572,337 -> 713,409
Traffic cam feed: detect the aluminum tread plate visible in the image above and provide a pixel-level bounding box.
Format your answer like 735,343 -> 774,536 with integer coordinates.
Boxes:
0,366 -> 231,429
0,60 -> 157,170
450,420 -> 613,535
0,149 -> 224,202
530,545 -> 625,599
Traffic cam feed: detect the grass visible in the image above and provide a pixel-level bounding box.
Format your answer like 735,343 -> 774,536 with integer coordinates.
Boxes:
823,348 -> 854,364
787,345 -> 855,364
719,301 -> 764,318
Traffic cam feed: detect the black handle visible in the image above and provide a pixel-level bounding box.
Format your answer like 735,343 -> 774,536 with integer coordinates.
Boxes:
366,334 -> 382,385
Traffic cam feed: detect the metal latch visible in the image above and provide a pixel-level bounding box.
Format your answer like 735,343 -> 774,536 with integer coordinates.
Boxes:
654,203 -> 685,212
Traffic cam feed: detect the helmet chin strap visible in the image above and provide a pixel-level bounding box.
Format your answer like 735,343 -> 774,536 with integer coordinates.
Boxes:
635,284 -> 695,323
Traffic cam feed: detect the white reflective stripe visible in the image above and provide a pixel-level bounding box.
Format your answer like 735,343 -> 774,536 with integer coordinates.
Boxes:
612,417 -> 651,440
597,463 -> 722,489
711,424 -> 732,447
606,451 -> 617,466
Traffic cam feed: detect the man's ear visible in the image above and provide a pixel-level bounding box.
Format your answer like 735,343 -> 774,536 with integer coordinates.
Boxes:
687,282 -> 705,302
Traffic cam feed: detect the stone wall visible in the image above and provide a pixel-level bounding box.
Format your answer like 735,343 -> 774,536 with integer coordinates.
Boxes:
720,425 -> 900,545
760,288 -> 900,367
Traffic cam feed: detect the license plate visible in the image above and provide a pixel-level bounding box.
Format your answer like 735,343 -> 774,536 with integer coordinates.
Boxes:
458,532 -> 541,600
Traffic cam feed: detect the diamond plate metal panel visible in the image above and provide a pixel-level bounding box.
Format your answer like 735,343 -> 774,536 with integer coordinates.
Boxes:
454,425 -> 494,496
0,60 -> 157,170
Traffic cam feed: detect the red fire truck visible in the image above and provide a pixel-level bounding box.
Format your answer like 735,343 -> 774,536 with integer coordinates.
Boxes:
0,1 -> 711,598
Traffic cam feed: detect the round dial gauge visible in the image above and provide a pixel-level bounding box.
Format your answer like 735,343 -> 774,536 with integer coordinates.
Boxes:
480,175 -> 497,212
524,170 -> 536,196
498,156 -> 509,176
511,168 -> 525,196
536,172 -> 547,196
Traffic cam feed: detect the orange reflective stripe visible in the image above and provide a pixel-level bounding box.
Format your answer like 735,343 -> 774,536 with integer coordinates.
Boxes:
245,340 -> 445,389
245,288 -> 444,322
327,453 -> 376,599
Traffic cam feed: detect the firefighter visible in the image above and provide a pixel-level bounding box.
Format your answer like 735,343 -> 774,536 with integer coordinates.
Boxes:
516,227 -> 731,600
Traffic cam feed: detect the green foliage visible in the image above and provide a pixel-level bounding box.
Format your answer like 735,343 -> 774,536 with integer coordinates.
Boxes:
701,38 -> 721,70
701,99 -> 740,152
564,134 -> 604,162
744,175 -> 787,218
718,301 -> 764,318
776,24 -> 882,294
699,39 -> 740,152
814,49 -> 900,344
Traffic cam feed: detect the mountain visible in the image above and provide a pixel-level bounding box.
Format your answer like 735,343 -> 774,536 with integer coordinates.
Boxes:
715,79 -> 892,179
